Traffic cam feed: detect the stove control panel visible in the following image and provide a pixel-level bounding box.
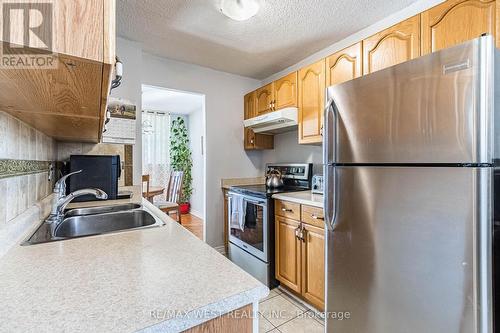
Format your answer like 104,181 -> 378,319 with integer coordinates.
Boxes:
266,163 -> 312,180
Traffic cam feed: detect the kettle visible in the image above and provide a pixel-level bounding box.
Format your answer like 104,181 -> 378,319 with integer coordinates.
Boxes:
266,169 -> 284,188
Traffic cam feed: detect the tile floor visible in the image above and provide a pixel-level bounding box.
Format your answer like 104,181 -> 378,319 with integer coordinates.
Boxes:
258,288 -> 324,333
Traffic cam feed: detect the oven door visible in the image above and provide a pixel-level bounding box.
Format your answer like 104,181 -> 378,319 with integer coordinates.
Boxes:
227,192 -> 268,262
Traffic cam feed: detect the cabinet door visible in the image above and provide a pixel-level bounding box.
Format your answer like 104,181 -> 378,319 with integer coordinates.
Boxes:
421,0 -> 497,55
274,72 -> 298,110
1,0 -> 106,62
275,217 -> 302,293
298,59 -> 325,145
326,43 -> 362,87
244,91 -> 256,120
256,83 -> 274,115
363,15 -> 420,75
244,128 -> 256,150
301,223 -> 325,310
244,128 -> 274,150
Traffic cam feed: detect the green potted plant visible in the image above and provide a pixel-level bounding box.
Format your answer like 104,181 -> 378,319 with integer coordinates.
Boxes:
170,117 -> 193,214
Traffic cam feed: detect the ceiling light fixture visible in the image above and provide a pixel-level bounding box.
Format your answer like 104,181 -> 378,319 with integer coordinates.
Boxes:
220,0 -> 260,21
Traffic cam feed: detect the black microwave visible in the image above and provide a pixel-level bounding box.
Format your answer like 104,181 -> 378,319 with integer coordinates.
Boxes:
68,155 -> 121,202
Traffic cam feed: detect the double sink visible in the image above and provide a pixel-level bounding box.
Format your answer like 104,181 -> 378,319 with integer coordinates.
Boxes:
23,203 -> 165,246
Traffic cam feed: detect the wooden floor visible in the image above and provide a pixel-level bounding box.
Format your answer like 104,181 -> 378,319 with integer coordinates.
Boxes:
170,213 -> 204,240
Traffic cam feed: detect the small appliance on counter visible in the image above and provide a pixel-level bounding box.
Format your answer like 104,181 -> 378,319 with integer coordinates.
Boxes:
311,175 -> 324,194
227,163 -> 312,288
68,155 -> 121,202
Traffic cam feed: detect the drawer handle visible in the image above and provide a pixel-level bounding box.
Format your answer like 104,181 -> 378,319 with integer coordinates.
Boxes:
281,208 -> 293,213
311,214 -> 324,221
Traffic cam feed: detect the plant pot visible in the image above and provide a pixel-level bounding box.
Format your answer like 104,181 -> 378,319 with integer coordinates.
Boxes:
179,202 -> 190,214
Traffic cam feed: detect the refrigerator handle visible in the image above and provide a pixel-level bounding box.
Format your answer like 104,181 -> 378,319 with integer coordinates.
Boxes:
323,98 -> 335,165
324,165 -> 339,231
323,97 -> 338,230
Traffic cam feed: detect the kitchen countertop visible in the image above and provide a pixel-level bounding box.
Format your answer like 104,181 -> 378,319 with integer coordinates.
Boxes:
0,187 -> 268,332
272,190 -> 324,208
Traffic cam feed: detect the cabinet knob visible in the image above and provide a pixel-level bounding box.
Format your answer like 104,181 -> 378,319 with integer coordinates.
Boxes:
311,214 -> 324,221
281,208 -> 293,213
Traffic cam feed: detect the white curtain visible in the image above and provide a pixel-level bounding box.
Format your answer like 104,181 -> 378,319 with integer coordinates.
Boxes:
142,111 -> 171,200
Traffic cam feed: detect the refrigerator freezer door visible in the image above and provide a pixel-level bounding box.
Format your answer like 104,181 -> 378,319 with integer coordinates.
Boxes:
325,166 -> 492,333
326,36 -> 494,164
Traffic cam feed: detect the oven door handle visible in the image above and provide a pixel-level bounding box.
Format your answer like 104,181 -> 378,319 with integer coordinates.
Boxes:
244,199 -> 267,206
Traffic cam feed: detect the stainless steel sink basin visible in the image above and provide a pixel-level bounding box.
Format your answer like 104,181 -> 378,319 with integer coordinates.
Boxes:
23,204 -> 164,246
55,210 -> 156,238
64,203 -> 141,218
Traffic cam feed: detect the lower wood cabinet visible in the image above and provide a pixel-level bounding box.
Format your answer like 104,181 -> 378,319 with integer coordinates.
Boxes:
275,200 -> 325,310
275,216 -> 302,293
301,223 -> 325,310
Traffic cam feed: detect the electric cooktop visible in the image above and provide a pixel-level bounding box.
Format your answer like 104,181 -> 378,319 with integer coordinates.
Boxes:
229,184 -> 310,199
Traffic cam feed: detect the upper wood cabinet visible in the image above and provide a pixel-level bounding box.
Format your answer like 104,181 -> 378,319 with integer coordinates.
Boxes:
421,0 -> 497,54
243,91 -> 273,150
2,0 -> 113,64
363,15 -> 421,75
243,0 -> 500,148
244,128 -> 274,150
326,43 -> 362,86
256,83 -> 274,115
298,59 -> 325,145
275,216 -> 302,293
244,91 -> 256,120
0,0 -> 116,143
274,72 -> 298,110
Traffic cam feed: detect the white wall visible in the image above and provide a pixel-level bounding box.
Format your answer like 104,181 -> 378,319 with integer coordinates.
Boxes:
111,39 -> 143,185
262,0 -> 444,84
141,53 -> 262,247
116,37 -> 262,248
188,107 -> 204,218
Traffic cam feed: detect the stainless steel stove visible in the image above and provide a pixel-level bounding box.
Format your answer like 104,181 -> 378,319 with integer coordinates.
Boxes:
227,163 -> 312,287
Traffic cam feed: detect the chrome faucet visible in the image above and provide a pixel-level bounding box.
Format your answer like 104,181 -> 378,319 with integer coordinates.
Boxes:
46,170 -> 108,236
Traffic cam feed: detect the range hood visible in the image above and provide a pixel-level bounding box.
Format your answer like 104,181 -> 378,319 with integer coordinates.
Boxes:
243,107 -> 298,134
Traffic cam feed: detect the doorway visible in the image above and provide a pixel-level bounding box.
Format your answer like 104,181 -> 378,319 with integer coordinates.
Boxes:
141,84 -> 206,240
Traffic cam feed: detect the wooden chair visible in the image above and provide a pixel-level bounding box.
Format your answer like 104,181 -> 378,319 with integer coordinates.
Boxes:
142,174 -> 150,199
155,171 -> 184,223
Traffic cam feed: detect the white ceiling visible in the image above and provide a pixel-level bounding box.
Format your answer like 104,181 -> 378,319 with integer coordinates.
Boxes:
118,0 -> 420,79
142,85 -> 203,114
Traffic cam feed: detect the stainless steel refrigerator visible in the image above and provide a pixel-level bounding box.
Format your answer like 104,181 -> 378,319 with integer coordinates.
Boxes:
323,35 -> 497,332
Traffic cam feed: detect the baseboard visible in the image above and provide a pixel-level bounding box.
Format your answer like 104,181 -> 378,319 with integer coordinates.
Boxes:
188,210 -> 203,219
213,245 -> 226,256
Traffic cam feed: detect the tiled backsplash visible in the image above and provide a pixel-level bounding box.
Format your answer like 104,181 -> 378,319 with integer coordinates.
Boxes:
0,111 -> 56,226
